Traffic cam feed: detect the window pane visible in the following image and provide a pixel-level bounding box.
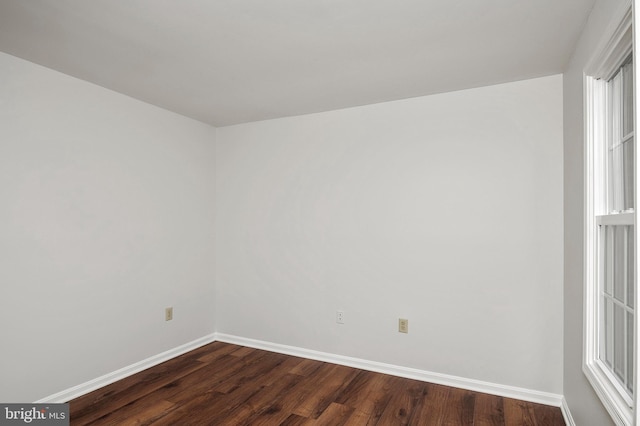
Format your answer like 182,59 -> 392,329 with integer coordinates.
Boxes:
614,226 -> 625,302
628,229 -> 635,309
627,311 -> 634,392
614,303 -> 625,380
623,60 -> 634,137
605,298 -> 614,367
610,143 -> 624,212
604,226 -> 613,296
623,138 -> 634,210
611,70 -> 622,146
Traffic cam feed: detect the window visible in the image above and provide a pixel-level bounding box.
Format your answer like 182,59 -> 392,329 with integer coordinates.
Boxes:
584,5 -> 635,425
600,58 -> 635,398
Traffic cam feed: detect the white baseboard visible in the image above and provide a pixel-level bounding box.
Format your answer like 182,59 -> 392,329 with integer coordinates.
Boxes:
215,333 -> 564,408
36,333 -> 217,403
37,331 -> 565,412
561,397 -> 576,426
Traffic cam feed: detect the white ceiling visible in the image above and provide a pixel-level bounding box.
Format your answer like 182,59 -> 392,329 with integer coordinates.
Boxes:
0,0 -> 595,127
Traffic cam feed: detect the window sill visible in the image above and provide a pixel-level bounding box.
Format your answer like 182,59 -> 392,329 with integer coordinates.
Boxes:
584,361 -> 633,425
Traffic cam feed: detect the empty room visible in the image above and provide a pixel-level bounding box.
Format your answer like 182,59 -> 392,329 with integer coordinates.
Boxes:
0,0 -> 638,425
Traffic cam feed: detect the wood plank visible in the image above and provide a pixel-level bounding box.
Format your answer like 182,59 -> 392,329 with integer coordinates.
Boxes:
86,399 -> 175,426
343,409 -> 378,426
291,363 -> 360,419
209,351 -> 287,394
214,373 -> 304,425
145,392 -> 226,425
289,358 -> 324,376
249,361 -> 356,425
156,354 -> 290,426
72,352 -> 249,424
503,397 -> 538,426
229,345 -> 256,358
375,376 -> 429,425
439,387 -> 476,425
335,370 -> 395,419
531,401 -> 566,426
164,349 -> 274,403
71,354 -> 207,424
154,351 -> 283,424
410,383 -> 451,426
474,392 -> 506,426
308,402 -> 354,426
195,342 -> 245,363
71,341 -> 228,414
280,414 -> 309,426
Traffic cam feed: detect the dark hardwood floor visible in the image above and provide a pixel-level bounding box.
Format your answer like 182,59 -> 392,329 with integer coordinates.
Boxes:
69,342 -> 565,425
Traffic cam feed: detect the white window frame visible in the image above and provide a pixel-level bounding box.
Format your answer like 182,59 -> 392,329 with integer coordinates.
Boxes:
584,3 -> 636,425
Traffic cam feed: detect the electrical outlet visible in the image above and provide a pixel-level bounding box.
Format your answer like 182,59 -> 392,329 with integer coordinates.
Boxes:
399,318 -> 408,333
165,307 -> 173,321
336,310 -> 344,324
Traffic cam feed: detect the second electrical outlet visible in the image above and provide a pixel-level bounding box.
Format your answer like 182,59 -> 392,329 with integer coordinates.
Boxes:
336,310 -> 344,324
399,318 -> 408,333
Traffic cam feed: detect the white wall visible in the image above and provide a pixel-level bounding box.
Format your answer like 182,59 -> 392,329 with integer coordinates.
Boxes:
0,44 -> 568,405
0,52 -> 216,402
563,0 -> 629,424
216,75 -> 564,394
